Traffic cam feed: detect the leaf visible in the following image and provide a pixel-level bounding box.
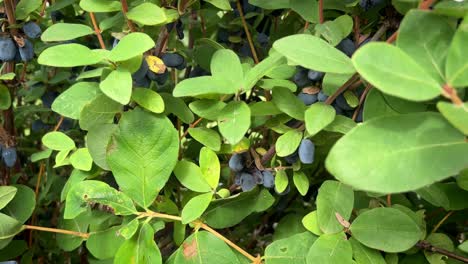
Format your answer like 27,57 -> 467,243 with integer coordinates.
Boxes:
174,231 -> 240,264
31,149 -> 53,163
424,233 -> 454,264
127,3 -> 166,25
15,0 -> 41,19
396,10 -> 455,85
211,49 -> 243,86
306,232 -> 353,264
199,147 -> 220,189
204,0 -> 231,10
60,169 -> 90,201
457,168 -> 468,191
433,1 -> 468,18
41,23 -> 94,41
188,128 -> 221,151
218,101 -> 251,145
446,16 -> 468,87
87,226 -> 125,260
293,171 -> 309,196
2,185 -> 35,224
109,33 -> 155,62
114,223 -> 162,264
459,241 -> 468,254
326,112 -> 468,193
352,43 -> 441,101
305,103 -> 336,136
315,15 -> 353,46
174,76 -> 238,97
0,186 -> 17,210
272,87 -> 305,120
351,207 -> 421,252
99,68 -> 132,105
132,88 -> 165,114
435,182 -> 468,210
264,232 -> 317,264
275,170 -> 288,193
42,131 -> 75,151
258,79 -> 297,92
248,0 -> 289,9
51,82 -> 100,119
86,124 -> 117,170
107,108 -> 179,208
0,85 -> 11,110
250,101 -> 282,116
349,237 -> 386,264
38,44 -> 101,67
56,212 -> 90,251
79,94 -> 122,131
119,218 -> 140,239
79,0 -> 121,12
316,180 -> 354,234
322,72 -> 354,96
181,192 -> 213,224
301,211 -> 323,236
173,160 -> 212,192
0,213 -> 23,240
290,0 -> 319,23
437,102 -> 468,135
64,180 -> 137,219
161,93 -> 195,124
275,130 -> 302,157
273,34 -> 355,74
70,148 -> 93,171
243,51 -> 285,91
189,100 -> 226,121
416,184 -> 450,209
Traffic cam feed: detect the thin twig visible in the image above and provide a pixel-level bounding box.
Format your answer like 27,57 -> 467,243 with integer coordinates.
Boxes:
236,0 -> 259,64
386,194 -> 392,207
431,211 -> 453,234
23,225 -> 90,239
442,84 -> 464,106
352,83 -> 371,121
318,0 -> 324,24
418,0 -> 437,10
179,117 -> 203,140
53,116 -> 64,131
417,240 -> 468,263
120,0 -> 137,32
324,73 -> 360,105
89,12 -> 106,50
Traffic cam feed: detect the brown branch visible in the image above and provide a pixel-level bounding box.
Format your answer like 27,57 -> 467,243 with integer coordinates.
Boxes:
352,82 -> 371,121
431,211 -> 453,234
89,12 -> 106,50
442,84 -> 463,106
417,241 -> 468,263
324,73 -> 360,105
236,0 -> 259,64
179,117 -> 203,140
418,0 -> 437,10
318,0 -> 324,24
23,225 -> 90,239
121,0 -> 137,32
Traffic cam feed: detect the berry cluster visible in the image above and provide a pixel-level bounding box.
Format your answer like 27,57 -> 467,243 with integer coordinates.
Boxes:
229,153 -> 275,192
0,21 -> 41,62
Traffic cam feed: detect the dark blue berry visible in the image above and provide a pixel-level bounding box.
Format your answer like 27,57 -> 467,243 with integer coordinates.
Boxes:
132,59 -> 149,81
2,147 -> 17,168
240,173 -> 256,192
253,170 -> 263,184
189,67 -> 210,78
297,93 -> 318,106
31,120 -> 48,132
161,53 -> 184,68
217,30 -> 229,43
336,94 -> 355,111
262,171 -> 275,188
360,0 -> 385,11
229,153 -> 244,172
147,70 -> 169,85
166,22 -> 176,32
134,76 -> 151,88
293,68 -> 311,88
0,37 -> 17,61
307,70 -> 324,82
257,33 -> 269,45
317,91 -> 329,102
298,139 -> 315,164
19,39 -> 34,61
23,21 -> 42,39
336,38 -> 356,57
41,91 -> 58,108
284,151 -> 299,164
51,11 -> 64,22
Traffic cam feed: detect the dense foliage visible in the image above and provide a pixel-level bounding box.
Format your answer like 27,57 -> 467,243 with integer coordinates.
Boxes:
0,0 -> 467,263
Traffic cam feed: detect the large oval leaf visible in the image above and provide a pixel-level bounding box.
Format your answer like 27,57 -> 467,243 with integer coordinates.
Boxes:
306,232 -> 353,264
38,44 -> 102,67
173,76 -> 238,97
218,101 -> 251,145
264,232 -> 317,264
114,223 -> 162,264
352,42 -> 441,101
126,3 -> 166,26
41,23 -> 94,42
109,33 -> 155,62
100,68 -> 132,105
316,181 -> 354,234
51,82 -> 100,119
107,108 -> 179,208
446,16 -> 468,88
326,112 -> 468,193
0,186 -> 17,210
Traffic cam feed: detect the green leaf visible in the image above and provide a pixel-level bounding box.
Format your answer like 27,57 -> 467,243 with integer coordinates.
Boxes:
107,108 -> 179,208
70,148 -> 93,171
218,101 -> 251,145
306,232 -> 353,264
174,76 -> 238,97
31,149 -> 53,163
363,89 -> 398,120
188,128 -> 221,151
290,0 -> 319,23
258,79 -> 297,92
79,0 -> 121,12
161,93 -> 195,124
264,232 -> 317,264
457,168 -> 468,191
272,87 -> 305,120
42,131 -> 75,151
79,94 -> 122,131
315,15 -> 353,46
51,82 -> 100,119
322,73 -> 354,96
352,42 -> 441,101
204,0 -> 231,10
424,233 -> 454,264
100,68 -> 132,105
38,44 -> 102,67
0,213 -> 23,241
173,160 -> 212,192
61,169 -> 90,201
54,149 -> 71,168
87,226 -> 125,260
64,180 -> 137,219
396,10 -> 455,85
109,33 -> 155,62
248,0 -> 289,9
127,3 -> 166,25
435,182 -> 468,210
275,170 -> 288,193
181,192 -> 213,224
15,0 -> 41,19
326,113 -> 468,193
131,88 -> 164,114
275,130 -> 302,157
0,85 -> 11,110
433,1 -> 468,18
446,15 -> 468,87
114,223 -> 162,264
305,102 -> 336,136
349,237 -> 386,264
416,184 -> 450,209
293,171 -> 309,196
243,51 -> 285,91
174,231 -> 240,264
86,124 -> 117,170
302,211 -> 323,236
250,101 -> 282,116
0,186 -> 17,210
437,102 -> 468,135
41,23 -> 94,42
350,207 -> 421,252
56,212 -> 90,251
189,100 -> 226,121
273,34 -> 355,74
316,180 -> 354,234
459,241 -> 468,254
199,147 -> 220,189
211,49 -> 243,86
119,218 -> 139,239
2,185 -> 35,224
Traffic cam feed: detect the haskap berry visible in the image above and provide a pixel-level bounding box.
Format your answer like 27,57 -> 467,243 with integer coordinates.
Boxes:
23,21 -> 42,39
0,36 -> 17,61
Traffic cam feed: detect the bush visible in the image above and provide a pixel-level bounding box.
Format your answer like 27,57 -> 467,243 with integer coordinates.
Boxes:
0,0 -> 467,263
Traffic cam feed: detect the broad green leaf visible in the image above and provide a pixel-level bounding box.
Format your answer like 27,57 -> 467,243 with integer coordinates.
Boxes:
248,0 -> 289,9
273,214 -> 307,241
31,149 -> 53,163
86,124 -> 117,170
272,87 -> 305,120
433,1 -> 468,18
38,44 -> 102,67
315,15 -> 353,46
275,170 -> 288,193
79,94 -> 122,130
0,85 -> 11,110
70,148 -> 93,171
188,127 -> 221,151
160,93 -> 194,124
174,231 -> 239,264
2,185 -> 35,224
258,79 -> 297,92
0,73 -> 15,80
322,72 -> 354,96
42,131 -> 75,151
54,149 -> 71,168
0,213 -> 23,241
127,3 -> 166,25
416,184 -> 451,209
189,100 -> 226,120
119,218 -> 139,239
457,168 -> 468,191
15,0 -> 41,19
107,108 -> 179,208
446,16 -> 468,87
275,130 -> 302,157
459,241 -> 468,253
174,76 -> 238,97
109,33 -> 155,62
173,160 -> 212,192
273,34 -> 355,74
293,171 -> 309,196
218,101 -> 251,145
132,88 -> 165,114
326,112 -> 468,193
306,232 -> 353,264
243,51 -> 285,91
79,0 -> 121,12
437,102 -> 468,135
264,232 -> 317,264
204,0 -> 230,10
0,186 -> 17,210
352,43 -> 441,101
56,212 -> 90,252
363,89 -> 398,120
290,0 -> 319,23
114,223 -> 162,264
305,102 -> 336,136
100,69 -> 132,105
349,237 -> 386,264
397,10 -> 454,85
87,226 -> 125,260
64,180 -> 137,219
51,82 -> 100,119
41,23 -> 94,41
301,211 -> 323,236
436,182 -> 468,210
266,64 -> 296,79
316,180 -> 354,234
199,147 -> 220,189
250,101 -> 282,116
424,233 -> 454,264
61,169 -> 91,201
77,68 -> 104,80
211,49 -> 243,86
181,192 -> 213,224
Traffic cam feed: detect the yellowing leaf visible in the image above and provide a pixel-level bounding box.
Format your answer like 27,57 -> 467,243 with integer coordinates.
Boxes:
146,55 -> 166,74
